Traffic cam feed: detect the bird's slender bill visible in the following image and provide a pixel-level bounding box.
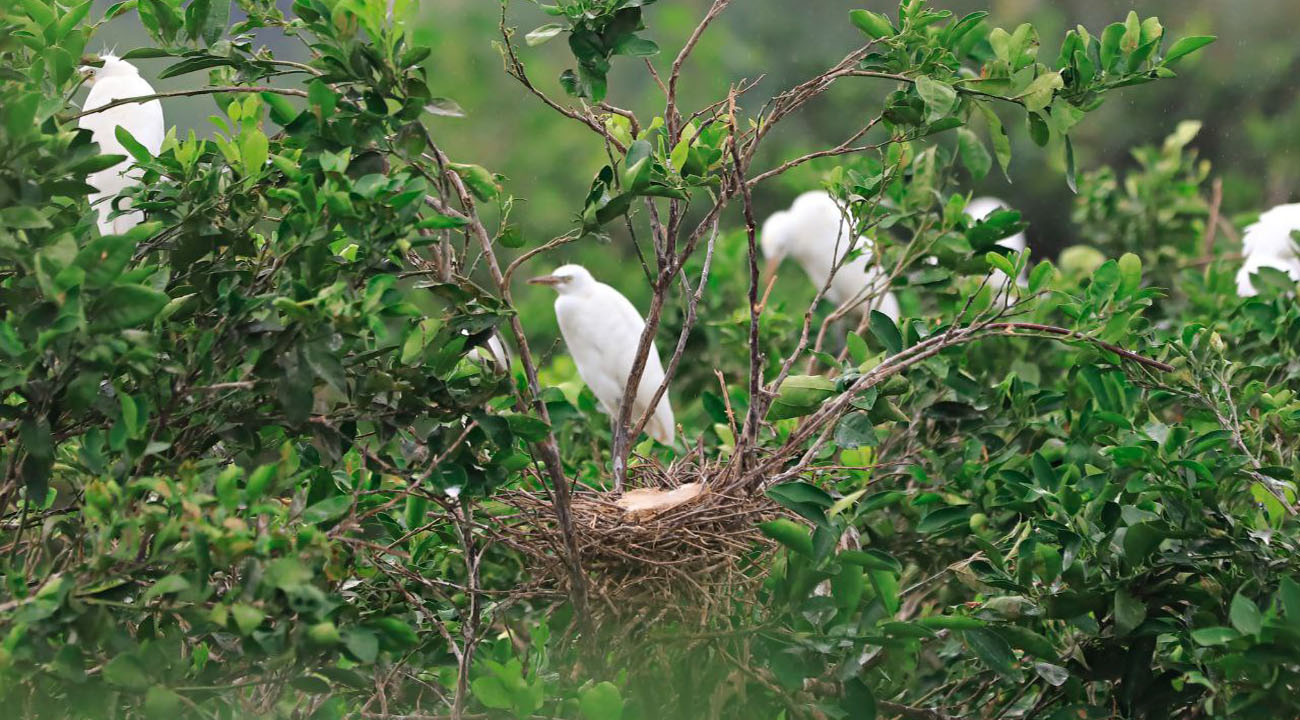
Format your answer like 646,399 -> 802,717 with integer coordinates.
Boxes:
758,258 -> 782,310
527,275 -> 564,286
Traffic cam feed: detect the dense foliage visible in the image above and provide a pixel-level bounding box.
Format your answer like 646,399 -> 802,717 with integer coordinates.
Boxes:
2,1 -> 1298,719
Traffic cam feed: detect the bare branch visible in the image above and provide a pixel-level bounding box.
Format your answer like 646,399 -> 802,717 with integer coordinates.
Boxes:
71,86 -> 308,120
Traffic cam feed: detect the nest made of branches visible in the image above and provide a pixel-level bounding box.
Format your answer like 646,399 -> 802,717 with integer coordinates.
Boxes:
494,457 -> 780,626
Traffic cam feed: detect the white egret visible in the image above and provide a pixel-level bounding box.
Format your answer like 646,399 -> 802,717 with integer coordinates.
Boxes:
760,191 -> 900,321
965,196 -> 1027,290
528,264 -> 675,445
1236,203 -> 1300,297
78,54 -> 165,236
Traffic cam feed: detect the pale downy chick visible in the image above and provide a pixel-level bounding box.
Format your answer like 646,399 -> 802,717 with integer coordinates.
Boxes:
78,54 -> 165,235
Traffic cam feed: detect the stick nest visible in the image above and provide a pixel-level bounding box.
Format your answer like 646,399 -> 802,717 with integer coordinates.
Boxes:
495,458 -> 778,623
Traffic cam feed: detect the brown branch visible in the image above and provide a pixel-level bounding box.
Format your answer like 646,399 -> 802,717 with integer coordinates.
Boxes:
985,322 -> 1173,373
426,139 -> 593,640
666,0 -> 733,136
629,220 -> 719,443
878,700 -> 963,720
499,7 -> 624,152
727,89 -> 765,467
747,115 -> 884,187
71,86 -> 307,120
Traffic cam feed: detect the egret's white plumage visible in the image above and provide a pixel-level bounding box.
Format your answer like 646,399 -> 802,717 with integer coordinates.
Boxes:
760,191 -> 900,321
965,196 -> 1027,290
78,54 -> 164,235
1236,203 -> 1300,297
530,265 -> 675,445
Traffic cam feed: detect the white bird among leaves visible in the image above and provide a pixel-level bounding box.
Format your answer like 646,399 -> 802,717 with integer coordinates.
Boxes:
78,54 -> 165,236
761,190 -> 900,321
1236,203 -> 1300,297
529,264 -> 675,445
965,196 -> 1027,290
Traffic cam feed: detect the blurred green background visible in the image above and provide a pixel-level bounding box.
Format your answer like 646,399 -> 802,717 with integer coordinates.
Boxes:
93,0 -> 1299,325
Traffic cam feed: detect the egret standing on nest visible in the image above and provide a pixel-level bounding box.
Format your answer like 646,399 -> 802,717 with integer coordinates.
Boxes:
79,54 -> 165,236
529,264 -> 676,447
1236,203 -> 1300,297
965,196 -> 1028,290
760,191 -> 901,321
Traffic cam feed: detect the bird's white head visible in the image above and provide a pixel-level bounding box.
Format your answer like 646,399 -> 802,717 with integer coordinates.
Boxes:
527,264 -> 595,294
760,209 -> 797,262
81,53 -> 140,86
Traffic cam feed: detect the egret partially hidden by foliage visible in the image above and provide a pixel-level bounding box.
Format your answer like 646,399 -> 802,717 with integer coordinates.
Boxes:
529,264 -> 675,445
965,195 -> 1027,290
1236,202 -> 1300,296
78,54 -> 164,236
760,190 -> 901,321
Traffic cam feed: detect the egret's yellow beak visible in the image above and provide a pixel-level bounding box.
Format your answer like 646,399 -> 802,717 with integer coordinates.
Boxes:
528,275 -> 564,286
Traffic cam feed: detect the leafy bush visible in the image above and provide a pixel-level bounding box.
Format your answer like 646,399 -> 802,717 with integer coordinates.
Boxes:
4,1 -> 1298,720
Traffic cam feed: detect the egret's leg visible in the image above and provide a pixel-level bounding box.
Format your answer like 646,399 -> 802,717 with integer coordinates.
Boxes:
609,411 -> 626,493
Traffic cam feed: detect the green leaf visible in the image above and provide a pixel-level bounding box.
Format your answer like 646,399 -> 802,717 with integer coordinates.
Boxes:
142,574 -> 190,602
1034,662 -> 1069,687
425,97 -> 465,118
450,163 -> 500,201
767,482 -> 833,525
343,629 -> 379,664
103,655 -> 151,690
93,285 -> 169,330
916,506 -> 973,534
767,375 -> 837,420
303,495 -> 352,525
240,131 -> 269,172
1230,592 -> 1262,636
840,549 -> 901,573
914,76 -> 958,123
841,678 -> 877,720
114,125 -> 153,163
964,628 -> 1019,679
578,681 -> 624,720
372,617 -> 419,648
1190,626 -> 1238,646
1162,35 -> 1215,66
472,676 -> 512,710
144,686 -> 182,719
956,128 -> 991,180
1117,252 -> 1142,298
869,310 -> 903,356
1114,588 -> 1146,636
0,206 -> 52,229
504,412 -> 551,442
976,103 -> 1012,179
1279,576 -> 1300,627
868,569 -> 899,615
831,566 -> 865,611
1100,22 -> 1125,71
834,412 -> 877,449
849,10 -> 894,39
1122,522 -> 1163,562
759,519 -> 814,558
526,23 -> 565,46
1018,71 -> 1063,113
